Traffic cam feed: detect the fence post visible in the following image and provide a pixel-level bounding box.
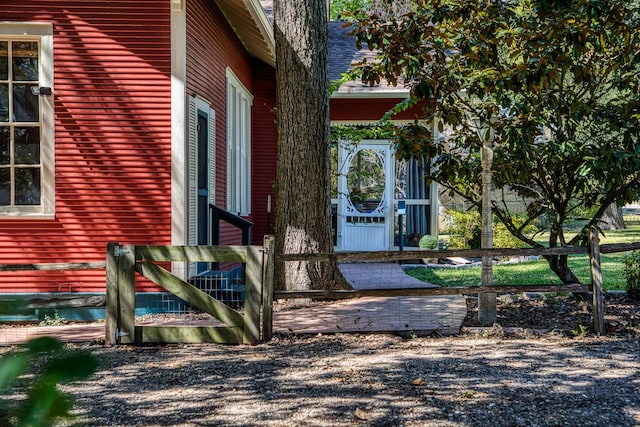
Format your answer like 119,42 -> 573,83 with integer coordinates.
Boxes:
589,226 -> 605,335
106,243 -> 136,344
244,244 -> 263,344
261,235 -> 275,342
105,243 -> 119,345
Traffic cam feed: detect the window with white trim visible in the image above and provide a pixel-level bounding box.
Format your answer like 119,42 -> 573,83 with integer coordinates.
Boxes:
226,68 -> 252,216
0,23 -> 54,218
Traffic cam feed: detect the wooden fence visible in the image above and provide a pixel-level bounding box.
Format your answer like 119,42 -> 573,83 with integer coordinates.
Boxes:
1,227 -> 639,339
276,228 -> 640,335
104,236 -> 275,345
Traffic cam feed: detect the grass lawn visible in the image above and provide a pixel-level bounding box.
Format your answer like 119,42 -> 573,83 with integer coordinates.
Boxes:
408,221 -> 640,291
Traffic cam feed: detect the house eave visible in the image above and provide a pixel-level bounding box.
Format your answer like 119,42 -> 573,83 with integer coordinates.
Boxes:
214,0 -> 275,67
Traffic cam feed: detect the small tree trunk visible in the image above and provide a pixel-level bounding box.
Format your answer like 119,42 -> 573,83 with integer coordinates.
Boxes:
547,254 -> 590,304
548,255 -> 581,284
274,0 -> 350,291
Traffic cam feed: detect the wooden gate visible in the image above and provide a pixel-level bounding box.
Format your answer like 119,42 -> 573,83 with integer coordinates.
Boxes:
105,236 -> 274,345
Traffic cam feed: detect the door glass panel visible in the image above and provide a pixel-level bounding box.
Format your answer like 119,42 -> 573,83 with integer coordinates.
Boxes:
197,112 -> 208,247
395,156 -> 433,246
13,84 -> 38,122
347,148 -> 385,213
0,84 -> 8,122
0,127 -> 8,164
0,41 -> 7,80
15,167 -> 40,205
15,127 -> 40,164
12,41 -> 38,81
0,168 -> 9,205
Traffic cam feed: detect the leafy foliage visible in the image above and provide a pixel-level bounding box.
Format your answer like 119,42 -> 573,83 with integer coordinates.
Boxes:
443,210 -> 481,249
329,0 -> 373,20
623,251 -> 640,300
494,215 -> 539,249
0,336 -> 97,426
348,0 -> 640,283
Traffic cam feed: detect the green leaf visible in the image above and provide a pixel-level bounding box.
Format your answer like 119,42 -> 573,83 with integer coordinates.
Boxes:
0,354 -> 28,389
26,337 -> 63,354
43,353 -> 97,383
19,383 -> 72,427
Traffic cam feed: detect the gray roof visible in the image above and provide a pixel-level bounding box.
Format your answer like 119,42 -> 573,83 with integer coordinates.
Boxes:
328,21 -> 407,97
328,21 -> 357,82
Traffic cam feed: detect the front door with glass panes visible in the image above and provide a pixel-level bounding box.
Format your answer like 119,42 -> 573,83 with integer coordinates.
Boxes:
337,141 -> 392,251
332,140 -> 437,251
0,40 -> 42,211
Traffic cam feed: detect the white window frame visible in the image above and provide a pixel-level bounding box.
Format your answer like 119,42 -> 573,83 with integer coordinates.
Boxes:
0,22 -> 54,219
225,68 -> 252,216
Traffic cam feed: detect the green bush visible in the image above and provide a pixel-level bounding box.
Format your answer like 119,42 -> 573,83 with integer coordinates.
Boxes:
494,215 -> 538,248
623,251 -> 640,300
418,234 -> 439,249
444,210 -> 539,249
444,210 -> 481,249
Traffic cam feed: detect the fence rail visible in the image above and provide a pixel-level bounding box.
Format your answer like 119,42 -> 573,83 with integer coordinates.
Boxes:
1,228 -> 638,339
0,262 -> 106,272
275,227 -> 639,335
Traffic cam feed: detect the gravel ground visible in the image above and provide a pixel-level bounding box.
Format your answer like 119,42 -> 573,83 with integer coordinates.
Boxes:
3,294 -> 640,426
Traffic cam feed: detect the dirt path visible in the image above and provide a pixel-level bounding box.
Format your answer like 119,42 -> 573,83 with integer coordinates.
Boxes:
55,333 -> 640,426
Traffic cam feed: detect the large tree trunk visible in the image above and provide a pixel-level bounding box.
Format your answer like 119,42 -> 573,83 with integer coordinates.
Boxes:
274,0 -> 350,291
599,202 -> 626,230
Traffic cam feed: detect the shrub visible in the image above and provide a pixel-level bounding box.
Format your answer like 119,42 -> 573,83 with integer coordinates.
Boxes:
623,251 -> 640,300
494,215 -> 539,248
444,210 -> 481,249
445,210 -> 539,249
418,234 -> 439,249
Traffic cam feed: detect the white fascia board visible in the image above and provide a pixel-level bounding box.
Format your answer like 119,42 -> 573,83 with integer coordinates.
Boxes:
330,90 -> 410,99
246,0 -> 275,58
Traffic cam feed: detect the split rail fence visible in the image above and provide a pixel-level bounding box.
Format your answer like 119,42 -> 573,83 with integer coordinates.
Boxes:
276,227 -> 640,335
1,228 -> 639,342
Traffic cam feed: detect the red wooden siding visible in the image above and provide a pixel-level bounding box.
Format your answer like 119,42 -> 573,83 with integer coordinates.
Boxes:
250,61 -> 277,243
186,0 -> 255,246
330,97 -> 428,122
0,1 -> 172,292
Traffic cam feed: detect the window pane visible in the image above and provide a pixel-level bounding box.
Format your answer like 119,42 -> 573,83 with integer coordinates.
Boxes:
0,126 -> 8,164
14,127 -> 40,164
12,41 -> 38,81
0,84 -> 7,122
15,167 -> 40,205
13,84 -> 38,122
0,167 -> 9,205
0,41 -> 7,80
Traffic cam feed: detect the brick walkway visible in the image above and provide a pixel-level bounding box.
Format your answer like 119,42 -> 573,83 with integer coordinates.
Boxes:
0,263 -> 467,345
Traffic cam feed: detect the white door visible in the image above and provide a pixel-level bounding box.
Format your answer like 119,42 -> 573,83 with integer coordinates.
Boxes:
337,141 -> 393,251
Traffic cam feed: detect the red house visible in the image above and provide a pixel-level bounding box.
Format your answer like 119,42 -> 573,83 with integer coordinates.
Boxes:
327,21 -> 438,252
0,1 -> 436,319
1,0 -> 276,316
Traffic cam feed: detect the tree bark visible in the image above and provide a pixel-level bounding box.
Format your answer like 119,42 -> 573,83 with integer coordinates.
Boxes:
547,254 -> 590,304
274,0 -> 350,291
599,202 -> 626,230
